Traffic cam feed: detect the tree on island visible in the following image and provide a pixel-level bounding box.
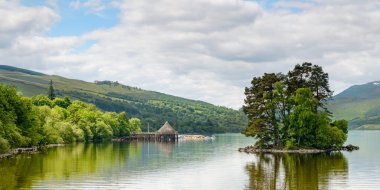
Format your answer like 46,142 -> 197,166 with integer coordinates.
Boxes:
48,80 -> 55,100
243,62 -> 347,149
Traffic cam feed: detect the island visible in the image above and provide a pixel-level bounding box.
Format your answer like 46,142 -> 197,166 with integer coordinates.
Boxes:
240,62 -> 359,153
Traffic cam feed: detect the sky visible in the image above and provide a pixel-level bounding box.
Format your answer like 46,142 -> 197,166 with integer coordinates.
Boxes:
1,0 -> 380,109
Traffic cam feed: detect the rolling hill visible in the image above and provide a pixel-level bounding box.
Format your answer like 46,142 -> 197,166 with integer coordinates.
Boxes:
0,65 -> 247,133
328,81 -> 380,130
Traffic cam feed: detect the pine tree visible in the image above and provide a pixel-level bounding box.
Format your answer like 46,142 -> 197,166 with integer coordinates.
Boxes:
48,80 -> 55,100
286,62 -> 332,112
243,73 -> 285,148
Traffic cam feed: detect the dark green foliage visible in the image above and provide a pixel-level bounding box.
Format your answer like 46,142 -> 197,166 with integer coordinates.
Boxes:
243,73 -> 285,148
315,124 -> 347,149
48,80 -> 55,100
32,95 -> 53,107
331,120 -> 348,134
244,63 -> 347,149
288,88 -> 338,148
94,80 -> 123,87
0,83 -> 142,153
287,62 -> 332,112
53,96 -> 71,109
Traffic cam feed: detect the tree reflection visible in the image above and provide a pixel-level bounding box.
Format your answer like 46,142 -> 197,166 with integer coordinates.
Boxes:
245,152 -> 348,190
0,142 -> 141,189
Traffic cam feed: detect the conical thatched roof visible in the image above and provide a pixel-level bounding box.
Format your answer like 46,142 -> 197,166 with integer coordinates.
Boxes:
157,121 -> 177,134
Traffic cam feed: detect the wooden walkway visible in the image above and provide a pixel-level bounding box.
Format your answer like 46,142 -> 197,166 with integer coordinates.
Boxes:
131,132 -> 179,142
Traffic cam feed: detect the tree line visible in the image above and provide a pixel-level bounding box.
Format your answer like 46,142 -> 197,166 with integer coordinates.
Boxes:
0,83 -> 141,153
243,62 -> 348,149
67,88 -> 247,134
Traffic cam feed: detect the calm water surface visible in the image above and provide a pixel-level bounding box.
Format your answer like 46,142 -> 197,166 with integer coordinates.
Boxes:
0,131 -> 380,190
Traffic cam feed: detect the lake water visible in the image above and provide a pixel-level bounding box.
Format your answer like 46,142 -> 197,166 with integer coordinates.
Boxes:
0,131 -> 379,190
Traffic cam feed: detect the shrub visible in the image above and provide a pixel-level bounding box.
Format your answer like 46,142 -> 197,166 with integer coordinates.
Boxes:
94,120 -> 113,141
32,95 -> 52,107
331,120 -> 348,134
315,125 -> 346,149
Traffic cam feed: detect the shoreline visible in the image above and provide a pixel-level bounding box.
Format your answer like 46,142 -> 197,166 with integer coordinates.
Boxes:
239,144 -> 359,154
0,144 -> 64,160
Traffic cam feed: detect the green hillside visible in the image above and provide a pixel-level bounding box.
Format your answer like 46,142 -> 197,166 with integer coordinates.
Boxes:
328,81 -> 380,130
0,65 -> 247,133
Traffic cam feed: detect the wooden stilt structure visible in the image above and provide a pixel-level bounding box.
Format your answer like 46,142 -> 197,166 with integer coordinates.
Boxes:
131,121 -> 178,142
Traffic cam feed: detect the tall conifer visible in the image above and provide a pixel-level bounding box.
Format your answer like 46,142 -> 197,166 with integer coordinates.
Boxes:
48,80 -> 55,100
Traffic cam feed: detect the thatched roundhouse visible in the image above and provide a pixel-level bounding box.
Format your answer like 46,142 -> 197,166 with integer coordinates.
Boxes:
130,121 -> 179,142
156,121 -> 178,142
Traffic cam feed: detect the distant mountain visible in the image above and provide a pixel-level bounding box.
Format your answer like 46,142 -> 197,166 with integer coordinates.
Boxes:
328,81 -> 380,130
0,65 -> 247,133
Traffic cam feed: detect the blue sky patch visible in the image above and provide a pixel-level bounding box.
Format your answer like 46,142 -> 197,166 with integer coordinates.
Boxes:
21,0 -> 120,37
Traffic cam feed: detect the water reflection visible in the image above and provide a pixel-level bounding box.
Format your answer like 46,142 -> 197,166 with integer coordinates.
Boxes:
156,142 -> 175,155
0,142 -> 141,189
1,133 -> 367,190
245,152 -> 348,190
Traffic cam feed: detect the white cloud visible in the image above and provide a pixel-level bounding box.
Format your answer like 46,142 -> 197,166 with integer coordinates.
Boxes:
2,0 -> 380,109
70,0 -> 121,15
0,1 -> 59,48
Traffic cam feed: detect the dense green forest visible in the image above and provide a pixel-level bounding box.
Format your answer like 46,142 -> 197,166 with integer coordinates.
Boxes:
0,65 -> 247,134
243,63 -> 348,149
0,83 -> 141,153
